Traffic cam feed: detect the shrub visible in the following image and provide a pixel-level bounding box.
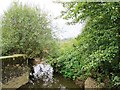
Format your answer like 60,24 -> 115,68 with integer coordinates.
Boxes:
1,2 -> 57,58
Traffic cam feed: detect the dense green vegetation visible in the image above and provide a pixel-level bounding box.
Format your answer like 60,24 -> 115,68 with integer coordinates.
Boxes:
1,2 -> 58,58
47,2 -> 120,88
1,1 -> 120,88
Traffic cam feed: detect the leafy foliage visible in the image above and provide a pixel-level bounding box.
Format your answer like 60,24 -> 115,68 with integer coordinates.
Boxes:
1,2 -> 57,58
76,20 -> 119,86
48,2 -> 120,88
47,39 -> 81,79
62,2 -> 120,26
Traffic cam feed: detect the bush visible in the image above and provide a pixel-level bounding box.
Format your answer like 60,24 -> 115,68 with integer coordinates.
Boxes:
48,2 -> 120,88
1,2 -> 57,58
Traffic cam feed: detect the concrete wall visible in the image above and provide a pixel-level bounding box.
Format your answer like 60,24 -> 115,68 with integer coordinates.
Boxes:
1,54 -> 29,89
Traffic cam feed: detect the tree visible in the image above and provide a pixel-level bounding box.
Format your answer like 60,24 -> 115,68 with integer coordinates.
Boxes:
61,2 -> 120,87
1,2 -> 57,58
62,2 -> 120,26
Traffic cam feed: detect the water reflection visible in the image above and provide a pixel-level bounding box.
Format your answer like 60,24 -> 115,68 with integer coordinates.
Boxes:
19,73 -> 80,89
13,58 -> 80,89
29,63 -> 53,85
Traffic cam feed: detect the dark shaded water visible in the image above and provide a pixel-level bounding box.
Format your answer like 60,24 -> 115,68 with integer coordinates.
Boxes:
18,73 -> 80,89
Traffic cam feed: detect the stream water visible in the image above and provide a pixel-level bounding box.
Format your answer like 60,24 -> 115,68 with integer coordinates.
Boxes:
18,63 -> 80,89
18,73 -> 80,89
